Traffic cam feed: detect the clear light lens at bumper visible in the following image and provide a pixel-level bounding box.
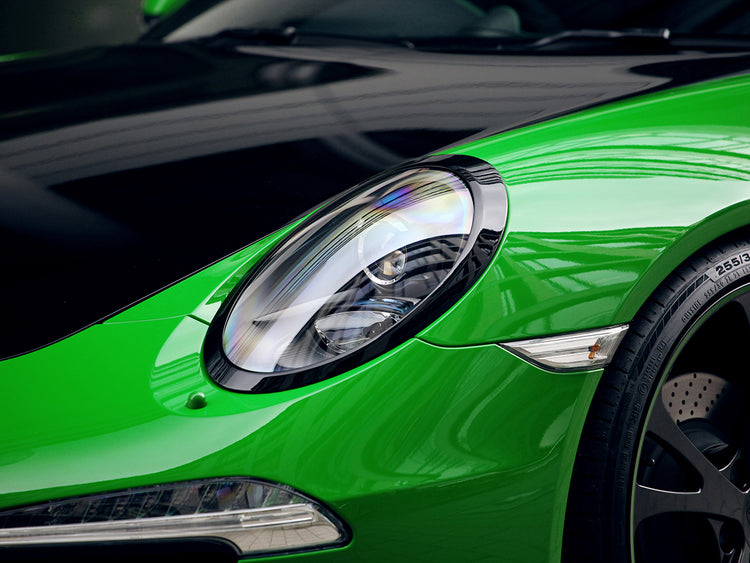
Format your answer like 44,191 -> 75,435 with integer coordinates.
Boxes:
0,479 -> 347,555
500,325 -> 628,371
223,168 -> 474,373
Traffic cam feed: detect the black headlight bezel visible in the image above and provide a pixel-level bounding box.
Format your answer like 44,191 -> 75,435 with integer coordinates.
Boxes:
203,154 -> 508,393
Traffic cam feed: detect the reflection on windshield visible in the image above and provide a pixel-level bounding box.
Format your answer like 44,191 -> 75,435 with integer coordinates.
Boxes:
151,0 -> 750,44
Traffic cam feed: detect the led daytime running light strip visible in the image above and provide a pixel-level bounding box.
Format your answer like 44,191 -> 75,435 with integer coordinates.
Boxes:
0,479 -> 347,556
0,504 -> 324,545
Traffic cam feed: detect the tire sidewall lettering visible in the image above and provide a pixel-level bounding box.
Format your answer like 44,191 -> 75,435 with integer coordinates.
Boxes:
564,238 -> 750,563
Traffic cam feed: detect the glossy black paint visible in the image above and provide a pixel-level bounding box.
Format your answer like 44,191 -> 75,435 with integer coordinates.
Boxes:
204,154 -> 507,393
1,39 -> 749,358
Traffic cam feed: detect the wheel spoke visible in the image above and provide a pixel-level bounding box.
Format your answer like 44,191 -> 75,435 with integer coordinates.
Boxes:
720,448 -> 743,479
648,398 -> 725,485
633,484 -> 717,526
733,293 -> 750,330
635,398 -> 745,526
707,520 -> 733,563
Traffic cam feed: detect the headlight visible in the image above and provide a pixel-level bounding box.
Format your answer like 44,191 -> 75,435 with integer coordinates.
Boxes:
205,155 -> 507,392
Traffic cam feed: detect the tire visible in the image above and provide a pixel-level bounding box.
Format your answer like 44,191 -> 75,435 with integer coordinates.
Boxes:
563,234 -> 750,563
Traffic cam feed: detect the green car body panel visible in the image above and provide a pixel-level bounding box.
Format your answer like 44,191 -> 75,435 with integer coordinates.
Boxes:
142,0 -> 191,19
426,73 -> 750,346
0,52 -> 42,63
2,75 -> 750,561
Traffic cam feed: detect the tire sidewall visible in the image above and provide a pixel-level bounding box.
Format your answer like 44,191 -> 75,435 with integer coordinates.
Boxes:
605,242 -> 750,562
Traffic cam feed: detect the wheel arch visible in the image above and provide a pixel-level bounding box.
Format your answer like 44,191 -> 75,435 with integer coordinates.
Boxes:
562,201 -> 750,563
615,199 -> 750,329
424,72 -> 750,346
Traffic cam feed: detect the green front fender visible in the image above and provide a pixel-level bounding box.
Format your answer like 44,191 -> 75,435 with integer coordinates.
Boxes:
423,73 -> 750,346
142,0 -> 190,19
105,73 -> 750,350
0,313 -> 599,562
3,72 -> 750,562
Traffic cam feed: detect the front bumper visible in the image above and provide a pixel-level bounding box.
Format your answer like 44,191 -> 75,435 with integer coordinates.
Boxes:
0,311 -> 599,561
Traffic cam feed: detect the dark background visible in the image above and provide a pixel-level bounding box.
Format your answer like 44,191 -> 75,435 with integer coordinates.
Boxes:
0,0 -> 144,57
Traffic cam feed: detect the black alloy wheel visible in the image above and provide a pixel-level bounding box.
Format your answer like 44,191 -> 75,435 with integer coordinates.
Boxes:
563,235 -> 750,563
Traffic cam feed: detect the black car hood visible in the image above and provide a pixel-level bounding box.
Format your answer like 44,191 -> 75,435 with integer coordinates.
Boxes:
1,40 -> 749,358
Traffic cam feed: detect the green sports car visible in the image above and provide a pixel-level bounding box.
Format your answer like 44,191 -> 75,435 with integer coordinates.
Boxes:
1,0 -> 750,561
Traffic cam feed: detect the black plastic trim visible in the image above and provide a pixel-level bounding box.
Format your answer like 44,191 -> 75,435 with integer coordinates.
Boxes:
203,154 -> 508,393
0,538 -> 240,563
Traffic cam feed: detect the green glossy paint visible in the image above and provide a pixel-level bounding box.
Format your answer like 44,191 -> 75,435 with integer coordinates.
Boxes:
3,74 -> 750,562
142,0 -> 190,18
106,75 -> 750,348
424,74 -> 750,345
0,51 -> 42,63
0,315 -> 598,561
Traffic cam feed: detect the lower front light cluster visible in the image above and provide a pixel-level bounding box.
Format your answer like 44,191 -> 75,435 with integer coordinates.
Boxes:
0,478 -> 348,557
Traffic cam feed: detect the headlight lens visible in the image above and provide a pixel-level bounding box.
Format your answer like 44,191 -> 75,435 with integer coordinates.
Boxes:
205,155 -> 507,392
224,168 -> 472,372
